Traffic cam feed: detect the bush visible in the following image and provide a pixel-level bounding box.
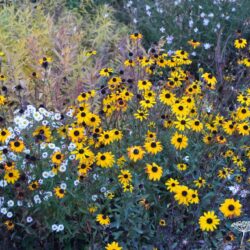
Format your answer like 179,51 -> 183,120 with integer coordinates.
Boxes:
0,31 -> 249,249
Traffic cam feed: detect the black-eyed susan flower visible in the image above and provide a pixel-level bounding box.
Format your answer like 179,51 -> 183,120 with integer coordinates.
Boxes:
4,161 -> 15,171
203,134 -> 213,144
234,38 -> 247,49
111,129 -> 123,141
177,163 -> 187,171
118,169 -> 132,185
33,126 -> 52,142
159,90 -> 176,106
172,103 -> 189,117
175,50 -> 189,59
96,152 -> 114,168
159,219 -> 166,227
4,220 -> 14,231
202,72 -> 217,87
99,67 -> 113,77
9,140 -> 25,153
144,140 -> 163,154
224,232 -> 235,243
145,163 -> 163,181
0,74 -> 6,81
171,132 -> 188,150
124,59 -> 135,67
138,80 -> 152,91
51,151 -> 64,165
54,186 -> 66,199
216,135 -> 227,144
72,145 -> 95,164
68,127 -> 85,143
218,168 -> 230,179
199,211 -> 220,232
85,50 -> 97,56
188,39 -> 201,49
0,128 -> 11,143
88,205 -> 97,214
236,107 -> 250,120
237,122 -> 250,135
219,198 -> 242,218
130,32 -> 143,41
122,183 -> 134,192
85,113 -> 101,127
190,119 -> 203,132
165,178 -> 179,192
105,241 -> 122,250
0,95 -> 6,105
127,146 -> 145,162
134,109 -> 149,121
174,185 -> 191,205
140,98 -> 156,109
78,163 -> 92,175
28,181 -> 39,191
139,198 -> 150,209
174,117 -> 191,131
194,177 -> 206,188
96,214 -> 110,226
39,56 -> 52,68
223,120 -> 236,135
189,189 -> 199,204
99,130 -> 115,145
4,169 -> 20,184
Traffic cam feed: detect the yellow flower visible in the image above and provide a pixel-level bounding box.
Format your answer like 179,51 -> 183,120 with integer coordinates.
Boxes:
88,205 -> 97,214
130,32 -> 143,41
145,163 -> 163,181
96,214 -> 110,225
54,186 -> 66,198
0,95 -> 6,105
9,140 -> 25,153
140,98 -> 156,109
199,211 -> 220,232
234,38 -> 247,49
105,241 -> 122,250
0,74 -> 6,81
189,189 -> 199,204
127,146 -> 145,162
190,119 -> 203,132
118,169 -> 132,185
39,56 -> 52,68
124,59 -> 135,67
202,72 -> 217,89
177,163 -> 187,171
165,178 -> 179,192
4,169 -> 20,184
159,89 -> 176,105
99,68 -> 113,77
174,117 -> 191,131
134,109 -> 149,121
96,152 -> 115,168
194,177 -> 206,188
68,127 -> 86,142
174,185 -> 191,205
138,80 -> 152,91
122,183 -> 134,192
188,39 -> 201,49
159,219 -> 166,227
85,50 -> 97,56
144,140 -> 163,154
51,151 -> 64,165
171,132 -> 188,150
4,220 -> 14,230
219,198 -> 242,218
